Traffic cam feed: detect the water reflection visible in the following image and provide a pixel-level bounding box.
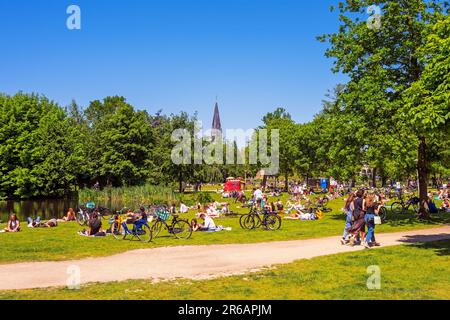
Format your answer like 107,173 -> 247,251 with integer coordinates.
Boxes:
0,199 -> 81,222
0,198 -> 139,223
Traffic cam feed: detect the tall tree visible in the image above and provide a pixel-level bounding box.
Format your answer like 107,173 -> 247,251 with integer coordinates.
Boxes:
319,0 -> 450,218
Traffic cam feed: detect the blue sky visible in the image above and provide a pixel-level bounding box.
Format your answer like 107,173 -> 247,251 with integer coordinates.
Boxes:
0,0 -> 347,130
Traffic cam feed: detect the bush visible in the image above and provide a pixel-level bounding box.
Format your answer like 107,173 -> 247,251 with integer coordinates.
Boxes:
196,192 -> 213,204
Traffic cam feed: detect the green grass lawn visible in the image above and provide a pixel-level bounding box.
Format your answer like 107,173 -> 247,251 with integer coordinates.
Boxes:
0,192 -> 448,264
2,240 -> 449,300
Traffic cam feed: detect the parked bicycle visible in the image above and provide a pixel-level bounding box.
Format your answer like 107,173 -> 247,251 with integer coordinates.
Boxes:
111,213 -> 153,243
76,202 -> 112,226
389,194 -> 420,214
150,207 -> 192,240
239,205 -> 282,231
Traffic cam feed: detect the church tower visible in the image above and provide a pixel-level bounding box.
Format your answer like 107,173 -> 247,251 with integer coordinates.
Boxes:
211,101 -> 222,134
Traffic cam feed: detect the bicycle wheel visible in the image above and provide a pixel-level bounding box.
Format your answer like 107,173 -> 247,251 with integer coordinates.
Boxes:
171,220 -> 192,240
136,224 -> 153,243
239,214 -> 255,230
379,207 -> 388,221
111,222 -> 126,240
390,202 -> 403,214
76,211 -> 87,226
253,214 -> 262,229
264,214 -> 282,231
151,220 -> 164,238
407,202 -> 420,213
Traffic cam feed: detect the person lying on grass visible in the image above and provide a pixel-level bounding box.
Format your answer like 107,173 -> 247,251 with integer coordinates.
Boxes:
192,214 -> 231,232
2,214 -> 20,233
284,210 -> 317,221
27,217 -> 58,228
285,200 -> 307,214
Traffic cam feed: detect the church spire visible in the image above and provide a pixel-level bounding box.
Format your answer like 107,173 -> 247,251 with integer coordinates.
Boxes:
212,100 -> 222,133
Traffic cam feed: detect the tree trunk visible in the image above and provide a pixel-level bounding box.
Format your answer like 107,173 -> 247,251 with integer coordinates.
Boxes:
417,137 -> 429,219
262,175 -> 268,192
284,174 -> 289,192
372,168 -> 377,188
178,172 -> 183,194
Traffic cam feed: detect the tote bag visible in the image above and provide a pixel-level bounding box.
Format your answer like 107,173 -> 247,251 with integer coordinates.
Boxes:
374,216 -> 382,225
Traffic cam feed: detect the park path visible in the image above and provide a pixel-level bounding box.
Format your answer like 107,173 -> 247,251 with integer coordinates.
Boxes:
0,226 -> 449,290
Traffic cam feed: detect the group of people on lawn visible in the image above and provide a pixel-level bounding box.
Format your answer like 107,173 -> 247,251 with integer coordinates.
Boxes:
3,186 -> 449,239
1,209 -> 77,233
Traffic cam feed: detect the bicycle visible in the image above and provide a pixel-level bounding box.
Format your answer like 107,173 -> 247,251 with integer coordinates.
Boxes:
76,204 -> 112,226
239,205 -> 282,231
389,194 -> 420,214
315,197 -> 332,212
378,204 -> 388,221
111,214 -> 153,243
150,207 -> 192,240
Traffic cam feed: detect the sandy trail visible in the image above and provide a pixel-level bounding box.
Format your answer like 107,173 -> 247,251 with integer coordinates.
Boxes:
0,226 -> 449,290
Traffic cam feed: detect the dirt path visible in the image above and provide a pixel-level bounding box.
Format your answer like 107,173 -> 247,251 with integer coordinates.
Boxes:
1,226 -> 449,290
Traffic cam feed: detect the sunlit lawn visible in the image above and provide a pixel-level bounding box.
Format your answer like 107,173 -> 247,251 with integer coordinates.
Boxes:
2,240 -> 449,300
1,191 -> 448,264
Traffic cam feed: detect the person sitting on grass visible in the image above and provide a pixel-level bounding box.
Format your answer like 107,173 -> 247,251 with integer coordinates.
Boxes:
221,203 -> 230,215
438,189 -> 449,200
119,207 -> 147,235
441,197 -> 450,212
3,214 -> 20,233
276,199 -> 284,212
180,202 -> 189,214
63,208 -> 76,222
79,213 -> 105,237
205,205 -> 220,218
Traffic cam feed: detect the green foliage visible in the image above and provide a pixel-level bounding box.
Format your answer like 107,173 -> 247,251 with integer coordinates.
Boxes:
1,1 -> 449,200
0,93 -> 85,198
78,184 -> 176,208
196,192 -> 213,204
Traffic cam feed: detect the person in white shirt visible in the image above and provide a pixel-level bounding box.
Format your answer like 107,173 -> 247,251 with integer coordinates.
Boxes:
180,203 -> 189,214
200,213 -> 216,231
253,188 -> 263,201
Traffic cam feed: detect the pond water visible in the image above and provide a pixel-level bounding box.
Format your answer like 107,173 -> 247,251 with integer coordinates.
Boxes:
0,199 -> 80,223
0,198 -> 131,223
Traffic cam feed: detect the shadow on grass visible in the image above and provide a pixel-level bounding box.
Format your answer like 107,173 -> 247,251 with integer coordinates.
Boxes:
400,237 -> 450,256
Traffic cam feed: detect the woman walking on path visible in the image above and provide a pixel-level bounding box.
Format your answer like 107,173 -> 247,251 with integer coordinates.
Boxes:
348,190 -> 366,246
364,194 -> 381,248
340,192 -> 355,245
